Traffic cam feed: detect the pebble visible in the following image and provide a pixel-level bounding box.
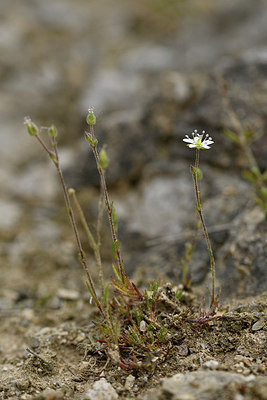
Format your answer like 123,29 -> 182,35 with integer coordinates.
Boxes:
28,336 -> 40,349
57,288 -> 80,300
84,378 -> 118,400
177,343 -> 189,356
202,360 -> 219,370
251,318 -> 266,331
125,375 -> 135,390
75,332 -> 86,343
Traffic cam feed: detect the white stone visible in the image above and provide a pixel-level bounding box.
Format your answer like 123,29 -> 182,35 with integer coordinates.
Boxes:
84,378 -> 118,400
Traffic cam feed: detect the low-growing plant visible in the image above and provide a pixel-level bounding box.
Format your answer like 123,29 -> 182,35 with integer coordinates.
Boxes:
183,130 -> 220,314
24,110 -> 221,371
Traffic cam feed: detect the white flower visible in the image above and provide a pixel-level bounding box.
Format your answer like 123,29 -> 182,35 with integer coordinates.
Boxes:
183,130 -> 214,150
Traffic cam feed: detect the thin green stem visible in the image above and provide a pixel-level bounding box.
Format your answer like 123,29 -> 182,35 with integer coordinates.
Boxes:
191,149 -> 215,306
35,133 -> 104,318
97,186 -> 105,244
86,125 -> 125,282
69,188 -> 105,300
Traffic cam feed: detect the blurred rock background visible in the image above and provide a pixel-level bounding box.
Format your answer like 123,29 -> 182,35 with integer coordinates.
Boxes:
0,0 -> 266,306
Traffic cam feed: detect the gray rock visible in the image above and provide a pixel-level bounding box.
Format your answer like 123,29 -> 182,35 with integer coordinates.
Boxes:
147,371 -> 267,400
122,45 -> 176,72
115,165 -> 252,286
10,162 -> 59,202
217,206 -> 267,299
0,199 -> 22,230
80,69 -> 144,114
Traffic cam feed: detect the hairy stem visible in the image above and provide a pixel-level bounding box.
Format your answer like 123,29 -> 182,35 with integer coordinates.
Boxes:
191,149 -> 215,306
35,134 -> 104,317
86,125 -> 125,282
69,189 -> 105,300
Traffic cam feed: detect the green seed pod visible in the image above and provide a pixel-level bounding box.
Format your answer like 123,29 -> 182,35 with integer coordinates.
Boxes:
86,110 -> 96,125
26,120 -> 39,136
99,149 -> 109,170
48,124 -> 57,137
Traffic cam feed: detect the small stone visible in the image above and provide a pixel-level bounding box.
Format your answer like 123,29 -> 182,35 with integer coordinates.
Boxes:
125,375 -> 135,390
39,388 -> 64,399
257,364 -> 265,373
177,343 -> 189,356
15,379 -> 30,390
243,369 -> 251,376
139,320 -> 146,332
252,318 -> 266,331
203,360 -> 219,370
57,288 -> 79,300
28,336 -> 40,349
84,378 -> 118,400
75,332 -> 86,343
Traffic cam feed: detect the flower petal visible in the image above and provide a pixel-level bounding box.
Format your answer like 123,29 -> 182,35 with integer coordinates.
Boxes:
203,140 -> 214,145
183,138 -> 194,143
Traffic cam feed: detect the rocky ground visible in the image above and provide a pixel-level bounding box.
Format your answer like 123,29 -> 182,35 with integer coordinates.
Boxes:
0,0 -> 266,399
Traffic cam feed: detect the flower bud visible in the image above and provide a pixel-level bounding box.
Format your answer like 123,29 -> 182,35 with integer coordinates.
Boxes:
86,108 -> 96,125
48,124 -> 57,137
24,117 -> 38,136
99,149 -> 109,169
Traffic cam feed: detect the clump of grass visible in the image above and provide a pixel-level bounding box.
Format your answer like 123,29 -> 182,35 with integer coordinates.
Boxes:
24,110 -> 221,371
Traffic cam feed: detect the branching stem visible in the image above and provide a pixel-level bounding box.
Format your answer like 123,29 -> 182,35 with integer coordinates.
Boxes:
35,133 -> 104,318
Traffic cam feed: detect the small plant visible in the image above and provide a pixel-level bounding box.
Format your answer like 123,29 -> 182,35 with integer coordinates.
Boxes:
183,130 -> 220,314
24,112 -> 221,371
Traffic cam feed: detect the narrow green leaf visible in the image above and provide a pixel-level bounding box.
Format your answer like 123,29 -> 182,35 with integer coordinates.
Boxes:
251,167 -> 260,178
85,135 -> 98,147
114,319 -> 119,346
104,284 -> 110,307
86,281 -> 98,306
224,129 -> 240,144
242,170 -> 256,183
111,264 -> 122,283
